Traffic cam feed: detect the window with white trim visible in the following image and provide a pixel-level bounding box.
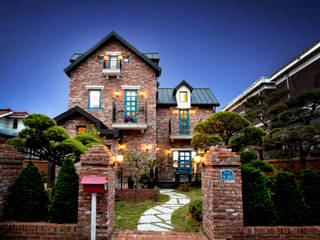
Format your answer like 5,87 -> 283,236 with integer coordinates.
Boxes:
88,89 -> 101,109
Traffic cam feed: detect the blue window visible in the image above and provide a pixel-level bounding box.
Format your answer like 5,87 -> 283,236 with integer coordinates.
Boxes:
124,90 -> 137,122
179,109 -> 189,135
88,89 -> 101,109
178,151 -> 192,177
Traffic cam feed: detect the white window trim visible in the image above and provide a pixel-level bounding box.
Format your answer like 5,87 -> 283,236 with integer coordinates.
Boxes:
121,85 -> 141,90
85,85 -> 104,90
105,51 -> 121,55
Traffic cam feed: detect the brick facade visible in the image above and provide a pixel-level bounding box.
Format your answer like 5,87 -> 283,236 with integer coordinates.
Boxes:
78,145 -> 116,240
116,188 -> 159,201
202,146 -> 243,240
0,144 -> 24,221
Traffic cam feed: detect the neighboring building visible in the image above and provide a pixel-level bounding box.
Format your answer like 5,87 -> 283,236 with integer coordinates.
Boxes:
223,39 -> 320,113
0,108 -> 29,143
54,31 -> 219,181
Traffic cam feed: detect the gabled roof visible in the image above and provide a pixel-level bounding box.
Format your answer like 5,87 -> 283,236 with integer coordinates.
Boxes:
54,106 -> 120,138
173,80 -> 194,95
0,108 -> 29,118
157,88 -> 220,107
64,31 -> 162,77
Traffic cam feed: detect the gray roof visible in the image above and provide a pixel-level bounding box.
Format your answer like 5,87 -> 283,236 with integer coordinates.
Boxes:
157,88 -> 219,106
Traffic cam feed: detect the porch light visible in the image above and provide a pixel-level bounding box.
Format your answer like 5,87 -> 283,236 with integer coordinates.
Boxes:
114,91 -> 120,97
192,155 -> 202,164
145,145 -> 151,152
118,144 -> 125,151
115,155 -> 124,165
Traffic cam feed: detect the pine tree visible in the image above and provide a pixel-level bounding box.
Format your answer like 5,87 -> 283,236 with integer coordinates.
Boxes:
6,161 -> 48,221
50,157 -> 79,223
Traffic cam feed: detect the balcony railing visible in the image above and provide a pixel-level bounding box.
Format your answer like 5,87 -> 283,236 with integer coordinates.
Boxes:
169,118 -> 199,140
102,60 -> 122,79
112,101 -> 147,131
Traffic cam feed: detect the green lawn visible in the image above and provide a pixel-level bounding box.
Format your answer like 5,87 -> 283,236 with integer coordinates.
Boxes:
114,193 -> 170,230
171,187 -> 202,232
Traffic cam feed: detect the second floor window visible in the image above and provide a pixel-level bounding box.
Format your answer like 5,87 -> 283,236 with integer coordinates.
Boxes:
88,89 -> 101,109
179,91 -> 188,102
109,56 -> 118,69
13,119 -> 18,129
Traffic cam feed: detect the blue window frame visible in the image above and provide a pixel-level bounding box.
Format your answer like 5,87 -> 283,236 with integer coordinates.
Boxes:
178,151 -> 192,177
88,89 -> 101,109
124,90 -> 137,122
179,109 -> 189,135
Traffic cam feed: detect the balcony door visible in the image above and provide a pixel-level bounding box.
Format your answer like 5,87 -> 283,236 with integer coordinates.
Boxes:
124,90 -> 137,123
179,109 -> 189,135
178,151 -> 192,176
109,56 -> 118,69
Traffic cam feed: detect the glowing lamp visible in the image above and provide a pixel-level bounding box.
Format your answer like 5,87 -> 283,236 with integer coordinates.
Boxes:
116,155 -> 124,165
192,155 -> 201,164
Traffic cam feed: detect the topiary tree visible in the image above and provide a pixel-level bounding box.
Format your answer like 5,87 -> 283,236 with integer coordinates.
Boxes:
49,157 -> 79,223
249,160 -> 275,174
272,172 -> 307,225
301,169 -> 320,225
239,151 -> 258,164
5,161 -> 48,221
241,164 -> 275,226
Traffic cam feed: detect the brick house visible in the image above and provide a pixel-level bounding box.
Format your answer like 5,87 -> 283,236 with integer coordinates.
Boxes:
222,39 -> 320,114
54,31 -> 219,181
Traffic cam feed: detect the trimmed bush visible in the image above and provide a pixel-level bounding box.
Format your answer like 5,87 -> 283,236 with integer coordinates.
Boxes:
240,151 -> 258,164
189,200 -> 202,220
241,164 -> 275,226
5,161 -> 48,221
272,172 -> 307,225
50,157 -> 79,223
301,169 -> 320,225
249,160 -> 274,173
177,183 -> 191,192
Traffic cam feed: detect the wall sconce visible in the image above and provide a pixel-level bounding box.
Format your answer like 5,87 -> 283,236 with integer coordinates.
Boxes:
140,91 -> 145,97
156,147 -> 159,152
145,145 -> 151,152
166,150 -> 171,156
118,144 -> 125,151
114,91 -> 120,97
192,155 -> 202,164
190,110 -> 195,115
115,155 -> 124,165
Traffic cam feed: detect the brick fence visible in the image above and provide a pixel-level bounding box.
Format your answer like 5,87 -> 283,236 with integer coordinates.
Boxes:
0,144 -> 24,221
116,188 -> 159,201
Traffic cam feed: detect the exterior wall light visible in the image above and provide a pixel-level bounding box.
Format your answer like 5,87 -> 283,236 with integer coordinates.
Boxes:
116,155 -> 124,165
192,155 -> 202,164
114,91 -> 120,97
118,144 -> 125,151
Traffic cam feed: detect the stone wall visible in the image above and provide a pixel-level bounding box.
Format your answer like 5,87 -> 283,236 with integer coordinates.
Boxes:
116,188 -> 159,201
78,144 -> 116,240
201,146 -> 243,240
0,144 -> 24,221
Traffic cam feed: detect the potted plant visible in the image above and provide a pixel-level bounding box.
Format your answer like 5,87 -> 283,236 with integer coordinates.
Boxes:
118,109 -> 124,113
139,107 -> 145,113
125,116 -> 134,123
127,175 -> 134,189
139,171 -> 149,189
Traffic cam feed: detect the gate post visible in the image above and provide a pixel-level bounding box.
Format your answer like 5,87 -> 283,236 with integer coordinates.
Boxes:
202,146 -> 243,240
77,145 -> 116,239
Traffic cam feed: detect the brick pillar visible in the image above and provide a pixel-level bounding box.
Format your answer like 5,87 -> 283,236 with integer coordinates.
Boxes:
78,145 -> 116,240
0,144 -> 24,221
202,146 -> 243,240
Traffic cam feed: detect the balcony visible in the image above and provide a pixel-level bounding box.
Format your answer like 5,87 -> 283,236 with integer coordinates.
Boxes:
169,118 -> 198,141
102,60 -> 122,79
112,101 -> 147,132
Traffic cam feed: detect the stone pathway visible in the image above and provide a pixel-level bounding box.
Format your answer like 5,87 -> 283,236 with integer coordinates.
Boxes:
137,189 -> 190,231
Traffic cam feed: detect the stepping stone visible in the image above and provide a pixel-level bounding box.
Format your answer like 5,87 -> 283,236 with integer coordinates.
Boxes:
138,223 -> 170,231
153,206 -> 173,213
139,215 -> 162,224
166,198 -> 179,204
154,222 -> 173,230
157,213 -> 171,221
143,208 -> 162,215
178,198 -> 190,204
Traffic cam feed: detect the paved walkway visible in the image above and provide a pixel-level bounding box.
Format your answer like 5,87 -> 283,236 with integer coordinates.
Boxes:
137,189 -> 190,231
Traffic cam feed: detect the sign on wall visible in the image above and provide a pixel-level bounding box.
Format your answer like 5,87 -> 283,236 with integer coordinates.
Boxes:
221,169 -> 234,182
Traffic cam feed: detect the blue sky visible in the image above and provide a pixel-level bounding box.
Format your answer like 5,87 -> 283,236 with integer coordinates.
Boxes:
0,0 -> 319,117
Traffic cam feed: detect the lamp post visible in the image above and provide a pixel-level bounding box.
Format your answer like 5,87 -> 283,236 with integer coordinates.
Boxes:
115,155 -> 124,189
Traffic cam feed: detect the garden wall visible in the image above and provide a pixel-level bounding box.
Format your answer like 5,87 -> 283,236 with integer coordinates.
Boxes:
116,188 -> 159,201
0,144 -> 24,221
0,222 -> 77,240
268,157 -> 320,174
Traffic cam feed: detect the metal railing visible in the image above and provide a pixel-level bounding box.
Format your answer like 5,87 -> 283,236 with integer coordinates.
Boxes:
112,101 -> 147,124
103,60 -> 122,70
169,118 -> 200,136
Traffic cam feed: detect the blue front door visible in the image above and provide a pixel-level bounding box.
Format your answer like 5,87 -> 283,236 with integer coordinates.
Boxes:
124,90 -> 137,122
178,151 -> 192,177
179,110 -> 189,135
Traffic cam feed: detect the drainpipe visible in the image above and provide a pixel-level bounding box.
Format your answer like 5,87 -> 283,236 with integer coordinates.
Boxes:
286,74 -> 290,99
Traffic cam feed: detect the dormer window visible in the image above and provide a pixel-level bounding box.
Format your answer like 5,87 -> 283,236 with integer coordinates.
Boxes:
173,80 -> 193,109
102,52 -> 122,79
179,91 -> 188,102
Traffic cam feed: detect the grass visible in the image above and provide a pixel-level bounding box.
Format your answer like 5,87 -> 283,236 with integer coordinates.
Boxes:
171,187 -> 202,232
114,193 -> 170,230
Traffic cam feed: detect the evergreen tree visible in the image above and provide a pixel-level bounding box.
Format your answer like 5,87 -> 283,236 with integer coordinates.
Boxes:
6,162 -> 48,221
50,157 -> 79,223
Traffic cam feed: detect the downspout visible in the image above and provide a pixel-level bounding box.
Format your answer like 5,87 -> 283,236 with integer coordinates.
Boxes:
286,73 -> 290,98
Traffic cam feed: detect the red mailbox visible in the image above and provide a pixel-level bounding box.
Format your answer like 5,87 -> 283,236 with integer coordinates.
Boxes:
81,176 -> 107,193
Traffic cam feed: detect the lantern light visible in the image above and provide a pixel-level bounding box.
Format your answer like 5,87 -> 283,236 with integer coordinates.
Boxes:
116,155 -> 124,165
192,155 -> 202,164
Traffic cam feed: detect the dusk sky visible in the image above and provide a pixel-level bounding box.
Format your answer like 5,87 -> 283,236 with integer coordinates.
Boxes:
1,0 -> 319,117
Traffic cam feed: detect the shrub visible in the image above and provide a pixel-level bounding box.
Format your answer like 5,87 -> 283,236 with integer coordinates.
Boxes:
301,169 -> 320,225
5,161 -> 48,221
241,164 -> 275,226
249,160 -> 274,173
189,200 -> 202,220
50,157 -> 79,223
272,172 -> 307,225
177,183 -> 191,192
240,151 -> 258,164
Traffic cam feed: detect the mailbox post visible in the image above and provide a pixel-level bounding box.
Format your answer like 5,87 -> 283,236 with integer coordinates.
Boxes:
80,176 -> 107,240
